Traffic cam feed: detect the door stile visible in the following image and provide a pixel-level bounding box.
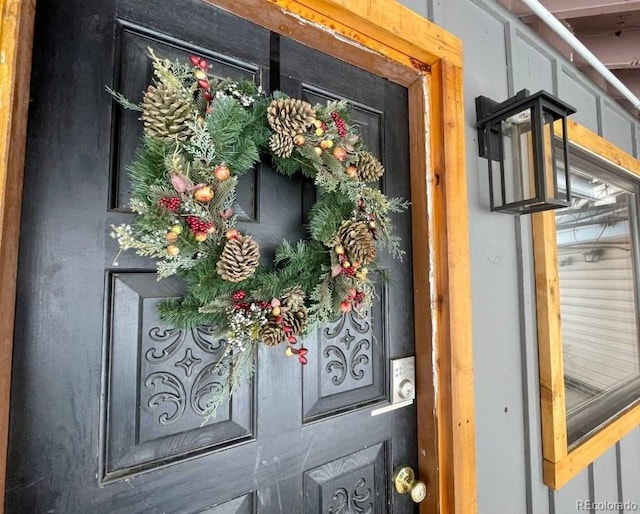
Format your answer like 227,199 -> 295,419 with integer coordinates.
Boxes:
408,75 -> 441,514
0,2 -> 36,514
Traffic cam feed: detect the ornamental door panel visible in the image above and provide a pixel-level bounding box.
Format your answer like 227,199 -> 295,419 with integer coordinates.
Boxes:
5,0 -> 418,513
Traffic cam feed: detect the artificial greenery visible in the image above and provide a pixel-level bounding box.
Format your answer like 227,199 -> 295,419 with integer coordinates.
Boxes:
110,49 -> 407,419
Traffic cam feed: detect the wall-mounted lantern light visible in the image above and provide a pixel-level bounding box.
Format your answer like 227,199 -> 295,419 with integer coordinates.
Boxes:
475,89 -> 576,214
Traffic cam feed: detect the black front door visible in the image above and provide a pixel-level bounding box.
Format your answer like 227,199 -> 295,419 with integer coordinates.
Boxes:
6,1 -> 416,512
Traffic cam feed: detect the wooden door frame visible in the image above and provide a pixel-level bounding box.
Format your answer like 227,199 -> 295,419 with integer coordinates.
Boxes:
0,1 -> 476,513
0,1 -> 36,513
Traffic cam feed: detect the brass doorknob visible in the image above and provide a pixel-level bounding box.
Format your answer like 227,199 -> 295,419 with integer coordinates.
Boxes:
394,466 -> 427,503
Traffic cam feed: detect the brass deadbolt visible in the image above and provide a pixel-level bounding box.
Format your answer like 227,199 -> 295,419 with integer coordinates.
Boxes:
394,466 -> 427,503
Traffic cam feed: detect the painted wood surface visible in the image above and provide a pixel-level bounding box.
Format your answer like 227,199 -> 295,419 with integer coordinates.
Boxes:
417,0 -> 640,511
6,1 -> 417,512
409,78 -> 441,514
428,59 -> 476,514
0,2 -> 35,514
533,209 -> 569,466
1,0 -> 477,513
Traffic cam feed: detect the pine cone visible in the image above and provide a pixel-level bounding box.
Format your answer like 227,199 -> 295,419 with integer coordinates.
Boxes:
283,307 -> 308,336
334,220 -> 376,265
141,81 -> 193,143
260,323 -> 285,346
269,133 -> 294,158
267,98 -> 316,137
216,234 -> 260,282
281,286 -> 306,311
357,151 -> 385,183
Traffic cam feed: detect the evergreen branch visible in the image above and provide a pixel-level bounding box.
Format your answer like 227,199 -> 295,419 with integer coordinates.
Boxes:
308,193 -> 353,244
201,344 -> 256,423
186,117 -> 216,165
105,87 -> 143,111
210,176 -> 238,212
308,272 -> 334,324
387,196 -> 411,212
321,152 -> 343,175
206,96 -> 263,175
148,47 -> 184,91
128,138 -> 171,199
108,53 -> 410,426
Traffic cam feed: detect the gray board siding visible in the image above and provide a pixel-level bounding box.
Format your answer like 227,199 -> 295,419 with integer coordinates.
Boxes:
400,0 -> 640,513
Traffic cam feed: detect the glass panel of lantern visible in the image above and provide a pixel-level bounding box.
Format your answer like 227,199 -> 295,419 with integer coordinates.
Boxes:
486,107 -> 536,213
484,92 -> 574,214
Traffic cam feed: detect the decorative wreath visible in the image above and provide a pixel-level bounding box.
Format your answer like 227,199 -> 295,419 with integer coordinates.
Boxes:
109,49 -> 407,417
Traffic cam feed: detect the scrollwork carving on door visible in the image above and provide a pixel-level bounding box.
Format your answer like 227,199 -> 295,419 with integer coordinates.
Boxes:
329,478 -> 373,514
175,348 -> 202,377
191,325 -> 224,354
190,361 -> 227,416
323,312 -> 372,388
143,324 -> 228,425
145,327 -> 186,363
323,311 -> 370,339
145,371 -> 187,425
303,444 -> 384,514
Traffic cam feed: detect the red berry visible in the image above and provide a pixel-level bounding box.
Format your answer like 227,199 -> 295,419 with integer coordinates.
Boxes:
198,79 -> 209,90
341,267 -> 356,277
288,335 -> 297,344
232,291 -> 246,302
185,216 -> 214,234
159,196 -> 181,212
189,55 -> 201,66
204,91 -> 213,101
198,58 -> 208,70
331,111 -> 347,137
354,291 -> 366,303
298,355 -> 308,365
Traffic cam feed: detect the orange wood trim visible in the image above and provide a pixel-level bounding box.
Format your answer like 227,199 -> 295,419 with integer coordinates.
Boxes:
409,77 -> 440,514
429,60 -> 477,514
531,210 -> 568,465
0,1 -> 36,512
208,0 -> 419,87
544,402 -> 640,489
277,0 -> 463,67
535,120 -> 640,490
565,118 -> 640,177
1,1 -> 476,512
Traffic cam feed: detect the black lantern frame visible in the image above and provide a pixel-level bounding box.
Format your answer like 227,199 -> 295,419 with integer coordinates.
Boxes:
475,89 -> 576,214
